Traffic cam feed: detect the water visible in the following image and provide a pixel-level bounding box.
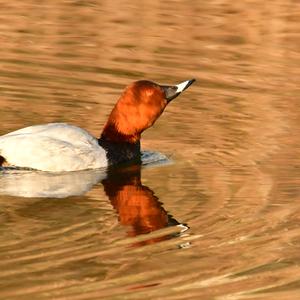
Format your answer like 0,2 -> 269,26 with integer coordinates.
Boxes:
0,1 -> 300,299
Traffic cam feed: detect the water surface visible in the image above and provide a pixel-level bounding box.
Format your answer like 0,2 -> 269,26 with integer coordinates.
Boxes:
0,1 -> 300,299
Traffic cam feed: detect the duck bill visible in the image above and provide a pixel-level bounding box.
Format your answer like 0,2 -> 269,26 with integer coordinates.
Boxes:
161,79 -> 195,102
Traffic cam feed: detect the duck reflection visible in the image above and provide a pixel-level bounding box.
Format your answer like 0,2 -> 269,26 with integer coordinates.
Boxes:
102,164 -> 181,239
0,160 -> 185,242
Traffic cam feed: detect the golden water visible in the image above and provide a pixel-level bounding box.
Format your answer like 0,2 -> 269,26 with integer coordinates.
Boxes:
0,1 -> 300,299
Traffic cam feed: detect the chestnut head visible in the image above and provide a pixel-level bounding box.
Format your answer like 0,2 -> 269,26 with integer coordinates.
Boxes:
101,79 -> 195,143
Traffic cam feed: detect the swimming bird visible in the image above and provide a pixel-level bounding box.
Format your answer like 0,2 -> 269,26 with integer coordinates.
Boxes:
0,79 -> 195,172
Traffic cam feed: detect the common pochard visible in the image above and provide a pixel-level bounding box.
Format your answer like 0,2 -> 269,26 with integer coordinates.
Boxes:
0,79 -> 195,172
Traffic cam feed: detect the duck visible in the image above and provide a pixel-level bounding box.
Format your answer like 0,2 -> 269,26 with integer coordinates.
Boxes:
0,79 -> 195,172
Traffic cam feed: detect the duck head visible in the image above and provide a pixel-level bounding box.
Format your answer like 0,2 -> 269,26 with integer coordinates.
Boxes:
101,79 -> 195,144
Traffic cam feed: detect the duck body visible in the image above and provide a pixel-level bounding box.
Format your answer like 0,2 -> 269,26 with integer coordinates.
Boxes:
0,79 -> 195,172
0,123 -> 110,172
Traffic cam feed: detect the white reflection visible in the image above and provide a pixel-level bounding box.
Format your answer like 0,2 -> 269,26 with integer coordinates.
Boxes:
0,168 -> 106,198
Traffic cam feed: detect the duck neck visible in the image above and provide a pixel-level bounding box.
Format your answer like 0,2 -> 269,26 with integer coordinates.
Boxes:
98,136 -> 141,166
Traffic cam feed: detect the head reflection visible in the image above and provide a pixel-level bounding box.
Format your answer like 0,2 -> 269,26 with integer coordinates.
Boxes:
102,164 -> 180,241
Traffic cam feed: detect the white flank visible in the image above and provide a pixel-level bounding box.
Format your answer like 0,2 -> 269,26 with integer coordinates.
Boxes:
0,123 -> 108,172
